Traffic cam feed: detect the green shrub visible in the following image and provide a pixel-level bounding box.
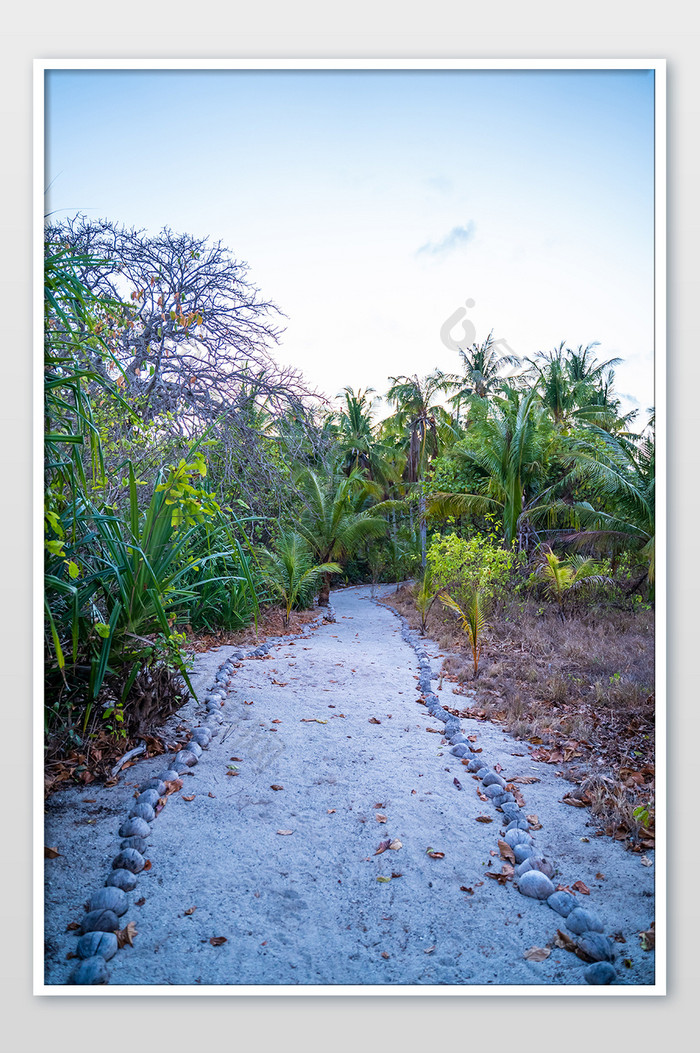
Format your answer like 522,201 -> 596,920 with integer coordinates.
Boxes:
426,531 -> 515,605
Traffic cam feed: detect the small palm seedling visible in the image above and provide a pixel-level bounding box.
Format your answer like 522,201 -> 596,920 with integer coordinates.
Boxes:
414,566 -> 443,635
261,531 -> 341,628
534,545 -> 611,619
440,590 -> 488,678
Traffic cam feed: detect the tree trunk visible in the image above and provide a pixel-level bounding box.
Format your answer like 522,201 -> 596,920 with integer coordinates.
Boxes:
419,489 -> 427,570
319,572 -> 331,606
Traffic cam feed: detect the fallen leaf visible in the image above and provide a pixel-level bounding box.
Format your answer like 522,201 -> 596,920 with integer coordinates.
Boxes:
230,757 -> 243,762
526,814 -> 542,830
510,776 -> 540,785
571,880 -> 590,895
327,808 -> 336,814
477,791 -> 488,802
209,936 -> 227,946
453,778 -> 463,790
612,932 -> 626,943
277,829 -> 293,835
524,946 -> 551,962
272,719 -> 282,724
640,855 -> 653,867
376,876 -> 392,883
65,921 -> 80,932
135,897 -> 146,907
554,929 -> 578,953
475,815 -> 493,824
460,886 -> 474,894
208,792 -> 216,798
486,864 -> 514,884
639,923 -> 655,951
381,951 -> 390,959
143,860 -> 152,871
424,945 -> 436,954
595,872 -> 606,881
426,848 -> 445,859
425,726 -> 441,733
301,718 -> 327,724
494,763 -> 503,773
164,779 -> 183,795
375,814 -> 387,823
270,784 -> 284,791
369,717 -> 382,724
562,795 -> 587,808
498,839 -> 516,864
375,839 -> 391,855
44,847 -> 60,859
374,803 -> 384,808
116,921 -> 138,949
388,839 -> 402,851
182,794 -> 196,801
391,872 -> 402,879
184,906 -> 196,916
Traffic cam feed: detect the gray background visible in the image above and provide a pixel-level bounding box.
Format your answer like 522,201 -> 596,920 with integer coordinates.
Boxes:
2,2 -> 695,1048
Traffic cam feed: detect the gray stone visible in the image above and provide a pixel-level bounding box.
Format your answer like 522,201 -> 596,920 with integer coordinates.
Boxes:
481,771 -> 506,789
175,750 -> 198,768
80,909 -> 120,935
501,804 -> 522,822
517,870 -> 555,900
87,887 -> 128,917
112,848 -> 146,874
505,819 -> 531,832
106,869 -> 138,892
493,792 -> 515,806
120,836 -> 148,854
505,828 -> 534,848
467,759 -> 484,772
139,778 -> 166,794
484,784 -> 505,799
130,802 -> 156,823
191,729 -> 211,747
118,817 -> 150,839
136,789 -> 162,808
529,855 -> 555,879
450,734 -> 467,745
547,891 -> 577,917
76,931 -> 118,961
70,956 -> 109,985
584,962 -> 617,985
566,908 -> 605,936
185,740 -> 203,758
201,726 -> 216,738
450,744 -> 468,757
513,843 -> 536,864
157,769 -> 180,782
514,860 -> 535,878
576,932 -> 615,963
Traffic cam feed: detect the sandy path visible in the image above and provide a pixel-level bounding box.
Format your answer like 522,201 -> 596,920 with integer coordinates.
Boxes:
44,585 -> 655,987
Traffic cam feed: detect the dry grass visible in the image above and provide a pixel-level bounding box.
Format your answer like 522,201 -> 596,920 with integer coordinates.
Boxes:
384,585 -> 656,850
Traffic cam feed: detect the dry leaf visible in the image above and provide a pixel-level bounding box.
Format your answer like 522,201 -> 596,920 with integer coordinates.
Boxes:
510,776 -> 540,784
494,763 -> 503,773
571,880 -> 590,895
116,921 -> 138,949
375,839 -> 391,855
526,814 -> 542,830
460,886 -> 474,894
164,778 -> 183,795
640,855 -> 653,867
375,814 -> 387,823
369,717 -> 382,724
475,815 -> 493,824
453,778 -> 463,790
270,784 -> 284,791
391,872 -> 402,879
498,839 -> 516,864
209,936 -> 227,946
639,923 -> 655,951
486,864 -> 514,884
277,829 -> 293,835
555,929 -> 578,953
376,876 -> 392,883
65,921 -> 80,932
381,951 -> 390,959
182,794 -> 196,801
135,897 -> 146,907
426,848 -> 445,859
184,906 -> 196,916
524,946 -> 551,962
327,808 -> 336,814
143,860 -> 152,871
44,846 -> 60,859
388,839 -> 402,851
595,872 -> 605,880
562,795 -> 587,808
424,945 -> 436,954
208,792 -> 216,798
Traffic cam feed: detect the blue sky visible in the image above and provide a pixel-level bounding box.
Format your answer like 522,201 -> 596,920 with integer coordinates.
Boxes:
45,67 -> 656,416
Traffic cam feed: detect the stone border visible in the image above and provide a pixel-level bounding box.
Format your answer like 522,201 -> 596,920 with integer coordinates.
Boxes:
376,597 -> 619,986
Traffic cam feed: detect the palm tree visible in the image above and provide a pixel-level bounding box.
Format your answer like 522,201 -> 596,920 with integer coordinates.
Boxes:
524,343 -> 624,430
335,386 -> 395,485
294,467 -> 387,604
260,531 -> 341,627
534,546 -> 611,619
384,372 -> 454,568
428,387 -> 565,551
447,331 -> 521,416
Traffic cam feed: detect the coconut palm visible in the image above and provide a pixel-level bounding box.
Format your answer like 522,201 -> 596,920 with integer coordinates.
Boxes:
447,330 -> 521,415
440,590 -> 489,677
534,546 -> 611,619
260,531 -> 340,627
524,343 -> 624,430
335,386 -> 395,485
294,467 -> 387,604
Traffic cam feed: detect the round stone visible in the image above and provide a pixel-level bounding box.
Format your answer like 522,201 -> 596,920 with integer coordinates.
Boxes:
157,769 -> 180,782
139,778 -> 166,794
130,802 -> 156,823
529,856 -> 555,879
70,956 -> 109,985
493,792 -> 515,806
566,908 -> 605,936
506,819 -> 531,832
87,887 -> 128,917
513,843 -> 536,864
576,932 -> 615,962
450,744 -> 468,757
191,729 -> 211,747
484,784 -> 504,799
517,870 -> 555,900
501,804 -> 522,822
514,860 -> 535,878
175,750 -> 198,768
481,772 -> 506,789
584,962 -> 617,985
505,829 -> 534,849
106,869 -> 138,892
202,726 -> 216,738
450,734 -> 467,745
80,909 -> 120,935
76,931 -> 118,961
547,891 -> 577,917
112,849 -> 146,874
118,817 -> 150,839
185,740 -> 203,758
467,759 -> 484,772
136,789 -> 162,808
120,836 -> 148,854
